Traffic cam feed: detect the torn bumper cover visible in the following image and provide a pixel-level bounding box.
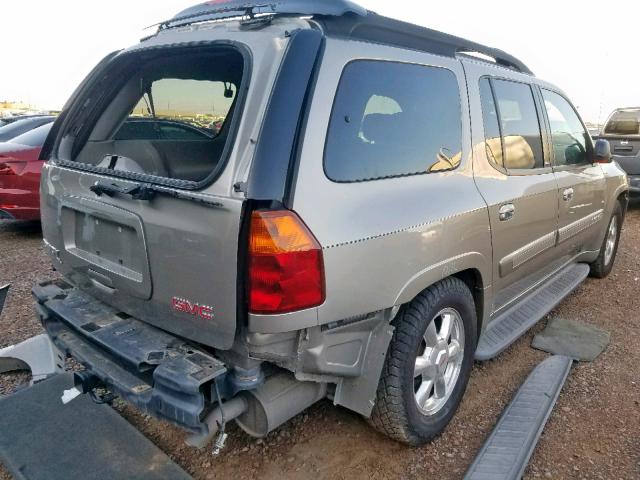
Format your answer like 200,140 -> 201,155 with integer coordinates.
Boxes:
32,280 -> 227,435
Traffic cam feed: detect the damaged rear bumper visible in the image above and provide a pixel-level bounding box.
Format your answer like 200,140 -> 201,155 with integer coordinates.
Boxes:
32,280 -> 227,435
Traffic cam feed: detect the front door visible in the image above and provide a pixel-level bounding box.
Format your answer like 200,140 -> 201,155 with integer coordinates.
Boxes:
539,88 -> 606,259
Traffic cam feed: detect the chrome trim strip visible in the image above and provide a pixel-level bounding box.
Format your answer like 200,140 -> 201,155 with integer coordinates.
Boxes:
558,209 -> 604,244
500,231 -> 557,276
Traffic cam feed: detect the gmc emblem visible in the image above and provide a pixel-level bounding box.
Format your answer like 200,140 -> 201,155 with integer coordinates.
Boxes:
171,297 -> 214,321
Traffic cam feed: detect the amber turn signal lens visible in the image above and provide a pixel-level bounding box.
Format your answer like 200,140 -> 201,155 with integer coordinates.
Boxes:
248,210 -> 325,315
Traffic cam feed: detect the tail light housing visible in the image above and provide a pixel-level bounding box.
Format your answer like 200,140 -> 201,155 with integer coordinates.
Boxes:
248,210 -> 325,314
0,161 -> 26,176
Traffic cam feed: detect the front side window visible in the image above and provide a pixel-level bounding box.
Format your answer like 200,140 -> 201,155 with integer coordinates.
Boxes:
324,61 -> 462,182
542,90 -> 590,166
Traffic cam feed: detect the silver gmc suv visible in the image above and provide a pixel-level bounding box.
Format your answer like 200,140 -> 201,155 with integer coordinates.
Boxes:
34,0 -> 629,449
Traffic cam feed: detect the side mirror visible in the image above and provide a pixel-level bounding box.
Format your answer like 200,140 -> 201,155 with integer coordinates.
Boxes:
594,139 -> 612,164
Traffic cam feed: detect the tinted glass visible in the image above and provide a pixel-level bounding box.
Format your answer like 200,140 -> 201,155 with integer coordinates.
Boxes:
9,123 -> 53,147
492,80 -> 544,170
0,117 -> 52,142
325,61 -> 462,182
479,78 -> 504,167
604,110 -> 640,136
542,90 -> 590,166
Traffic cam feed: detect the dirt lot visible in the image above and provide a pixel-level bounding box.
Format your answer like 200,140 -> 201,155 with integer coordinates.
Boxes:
1,208 -> 639,480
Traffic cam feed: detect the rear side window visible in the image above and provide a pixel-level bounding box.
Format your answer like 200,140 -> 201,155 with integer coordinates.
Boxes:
542,90 -> 590,166
324,61 -> 462,182
479,78 -> 504,167
604,109 -> 640,136
479,78 -> 545,171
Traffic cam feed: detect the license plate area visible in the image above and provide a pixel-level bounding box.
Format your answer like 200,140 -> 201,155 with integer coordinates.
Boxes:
59,196 -> 152,299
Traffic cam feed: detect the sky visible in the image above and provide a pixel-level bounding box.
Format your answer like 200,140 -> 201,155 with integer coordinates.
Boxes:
1,0 -> 638,124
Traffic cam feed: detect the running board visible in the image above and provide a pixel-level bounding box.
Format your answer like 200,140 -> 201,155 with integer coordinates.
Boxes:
464,355 -> 572,480
475,263 -> 590,361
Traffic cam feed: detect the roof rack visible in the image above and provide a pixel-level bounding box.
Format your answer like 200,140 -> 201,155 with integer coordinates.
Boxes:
316,13 -> 533,75
159,0 -> 532,75
159,0 -> 367,30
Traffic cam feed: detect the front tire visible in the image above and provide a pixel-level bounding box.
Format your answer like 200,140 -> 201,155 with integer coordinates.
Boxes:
590,202 -> 623,279
369,277 -> 477,445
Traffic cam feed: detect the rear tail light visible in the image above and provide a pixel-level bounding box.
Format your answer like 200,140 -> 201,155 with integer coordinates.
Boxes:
0,161 -> 26,176
248,210 -> 325,314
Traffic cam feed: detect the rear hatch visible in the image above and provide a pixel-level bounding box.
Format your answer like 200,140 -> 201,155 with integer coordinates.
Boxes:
599,108 -> 640,174
39,22 -> 293,349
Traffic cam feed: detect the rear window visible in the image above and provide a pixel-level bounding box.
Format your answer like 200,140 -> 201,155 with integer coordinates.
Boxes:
63,46 -> 245,185
9,123 -> 53,147
324,61 -> 462,182
604,110 -> 640,136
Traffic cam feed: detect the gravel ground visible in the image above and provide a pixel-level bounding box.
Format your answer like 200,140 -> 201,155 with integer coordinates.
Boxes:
1,207 -> 639,480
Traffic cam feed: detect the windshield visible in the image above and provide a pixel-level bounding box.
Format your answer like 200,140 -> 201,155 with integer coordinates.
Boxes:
604,109 -> 640,136
10,122 -> 53,147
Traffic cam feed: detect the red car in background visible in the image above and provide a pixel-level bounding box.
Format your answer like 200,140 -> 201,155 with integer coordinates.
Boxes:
0,122 -> 52,221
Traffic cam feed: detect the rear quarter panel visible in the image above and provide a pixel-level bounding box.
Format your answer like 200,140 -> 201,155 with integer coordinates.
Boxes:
273,39 -> 492,331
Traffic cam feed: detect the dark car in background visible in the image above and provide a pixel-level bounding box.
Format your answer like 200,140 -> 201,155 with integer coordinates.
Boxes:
596,108 -> 640,195
0,116 -> 55,142
0,122 -> 53,221
0,114 -> 51,127
0,117 -> 206,221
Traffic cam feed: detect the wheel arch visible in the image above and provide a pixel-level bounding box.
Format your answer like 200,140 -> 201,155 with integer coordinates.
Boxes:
617,190 -> 629,218
452,268 -> 485,338
393,255 -> 489,338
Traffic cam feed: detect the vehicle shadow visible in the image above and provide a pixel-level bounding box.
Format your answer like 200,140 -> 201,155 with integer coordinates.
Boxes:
0,220 -> 42,238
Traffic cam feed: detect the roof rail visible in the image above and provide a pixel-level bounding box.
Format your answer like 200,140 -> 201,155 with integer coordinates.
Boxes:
317,13 -> 533,75
158,0 -> 532,75
159,0 -> 367,30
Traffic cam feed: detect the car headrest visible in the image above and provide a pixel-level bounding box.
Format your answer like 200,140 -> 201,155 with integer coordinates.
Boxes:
361,113 -> 403,144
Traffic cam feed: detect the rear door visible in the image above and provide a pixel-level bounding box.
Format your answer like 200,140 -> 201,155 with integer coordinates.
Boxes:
539,88 -> 606,256
468,66 -> 561,314
39,42 -> 255,350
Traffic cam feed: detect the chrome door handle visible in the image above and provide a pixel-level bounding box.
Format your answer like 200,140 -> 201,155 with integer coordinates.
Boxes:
499,204 -> 515,222
563,188 -> 574,201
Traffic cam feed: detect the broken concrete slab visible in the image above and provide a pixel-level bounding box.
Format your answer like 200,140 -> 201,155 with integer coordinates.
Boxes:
532,317 -> 610,362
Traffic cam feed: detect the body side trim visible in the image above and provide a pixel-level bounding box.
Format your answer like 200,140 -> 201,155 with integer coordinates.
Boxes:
558,209 -> 604,244
499,231 -> 557,277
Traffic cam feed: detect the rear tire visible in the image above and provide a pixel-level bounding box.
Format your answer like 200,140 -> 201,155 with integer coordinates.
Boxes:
590,202 -> 623,279
369,277 -> 477,445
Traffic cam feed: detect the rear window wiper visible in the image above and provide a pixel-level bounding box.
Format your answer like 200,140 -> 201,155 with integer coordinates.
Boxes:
89,180 -> 224,208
